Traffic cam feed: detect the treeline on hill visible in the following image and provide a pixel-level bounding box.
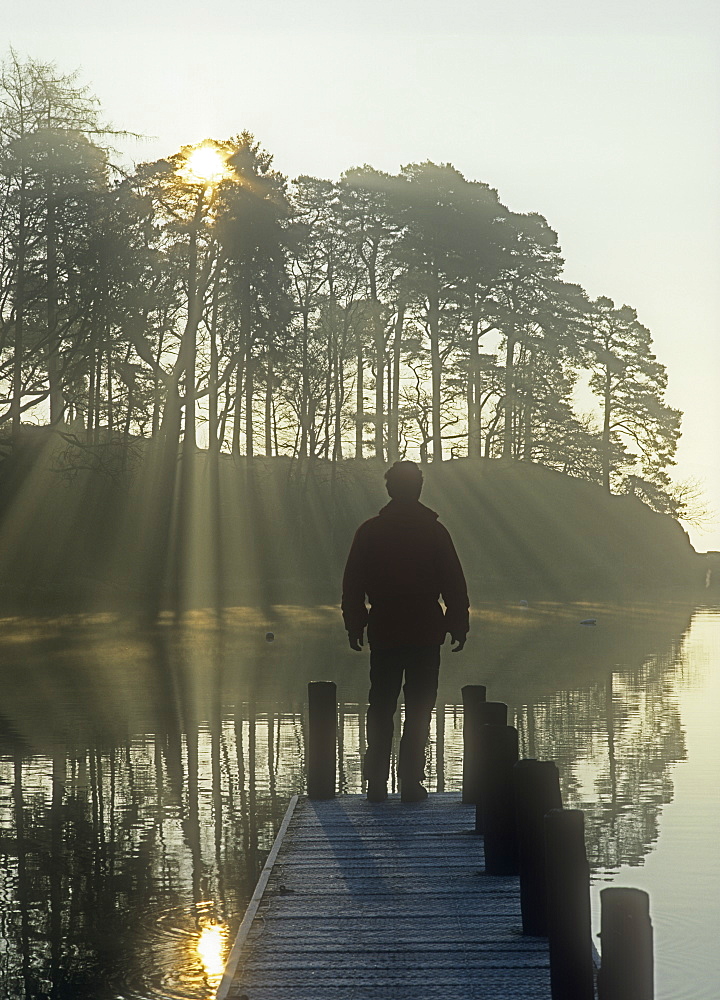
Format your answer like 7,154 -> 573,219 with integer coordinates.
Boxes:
0,440 -> 704,614
0,53 -> 704,612
0,54 -> 685,504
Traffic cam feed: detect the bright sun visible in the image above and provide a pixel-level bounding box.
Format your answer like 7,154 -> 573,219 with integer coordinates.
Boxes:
179,143 -> 232,187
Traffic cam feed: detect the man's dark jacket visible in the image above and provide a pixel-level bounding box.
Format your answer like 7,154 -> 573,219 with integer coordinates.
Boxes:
341,499 -> 470,649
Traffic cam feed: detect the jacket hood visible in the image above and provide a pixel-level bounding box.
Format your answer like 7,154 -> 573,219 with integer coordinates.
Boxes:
378,499 -> 439,522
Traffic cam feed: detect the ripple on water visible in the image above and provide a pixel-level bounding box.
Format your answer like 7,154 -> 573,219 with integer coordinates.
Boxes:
131,901 -> 230,1000
654,911 -> 719,1000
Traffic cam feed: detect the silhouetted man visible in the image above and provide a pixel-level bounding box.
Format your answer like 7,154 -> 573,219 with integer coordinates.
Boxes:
342,461 -> 469,803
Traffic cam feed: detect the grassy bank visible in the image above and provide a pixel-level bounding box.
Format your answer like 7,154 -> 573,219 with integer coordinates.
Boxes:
0,434 -> 706,614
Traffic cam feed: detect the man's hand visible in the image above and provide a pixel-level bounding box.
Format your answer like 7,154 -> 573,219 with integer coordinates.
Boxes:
348,631 -> 364,651
450,633 -> 466,652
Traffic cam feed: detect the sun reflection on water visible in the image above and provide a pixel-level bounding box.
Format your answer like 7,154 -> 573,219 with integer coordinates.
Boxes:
195,919 -> 229,991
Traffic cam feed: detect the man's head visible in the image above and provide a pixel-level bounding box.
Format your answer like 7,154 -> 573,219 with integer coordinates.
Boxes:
385,460 -> 423,501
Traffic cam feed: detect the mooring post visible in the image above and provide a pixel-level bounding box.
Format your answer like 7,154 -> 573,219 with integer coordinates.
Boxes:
479,723 -> 519,874
544,808 -> 595,1000
514,758 -> 562,935
307,681 -> 337,800
597,887 -> 654,1000
461,684 -> 486,802
466,701 -> 508,820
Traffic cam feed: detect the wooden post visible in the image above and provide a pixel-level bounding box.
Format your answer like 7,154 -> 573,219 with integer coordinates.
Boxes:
544,808 -> 595,1000
465,700 -> 508,811
479,723 -> 519,874
461,684 -> 486,802
307,681 -> 336,800
514,759 -> 562,935
598,887 -> 654,1000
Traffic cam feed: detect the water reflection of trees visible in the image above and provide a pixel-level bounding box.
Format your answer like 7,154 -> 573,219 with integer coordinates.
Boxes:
515,644 -> 688,872
0,603 -> 697,998
0,708 -> 308,997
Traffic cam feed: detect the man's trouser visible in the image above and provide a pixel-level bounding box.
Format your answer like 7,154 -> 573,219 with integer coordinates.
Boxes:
363,645 -> 441,785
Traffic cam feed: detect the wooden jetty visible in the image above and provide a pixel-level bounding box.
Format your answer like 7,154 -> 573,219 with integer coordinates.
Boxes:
216,792 -> 553,1000
216,679 -> 653,1000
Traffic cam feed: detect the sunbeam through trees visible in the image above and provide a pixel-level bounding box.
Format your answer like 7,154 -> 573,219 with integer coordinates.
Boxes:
0,51 -> 701,617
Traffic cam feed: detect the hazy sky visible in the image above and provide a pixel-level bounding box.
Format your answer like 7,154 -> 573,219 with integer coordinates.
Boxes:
6,0 -> 720,549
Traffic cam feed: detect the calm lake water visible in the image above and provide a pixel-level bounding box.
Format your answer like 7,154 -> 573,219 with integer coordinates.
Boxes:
0,601 -> 717,999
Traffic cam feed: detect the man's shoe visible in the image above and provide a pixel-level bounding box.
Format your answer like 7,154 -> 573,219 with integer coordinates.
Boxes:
400,780 -> 428,803
366,780 -> 388,803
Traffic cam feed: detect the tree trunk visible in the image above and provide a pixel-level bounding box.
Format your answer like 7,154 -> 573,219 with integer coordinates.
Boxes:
419,433 -> 428,465
145,380 -> 182,620
106,343 -> 114,434
46,185 -> 64,424
373,304 -> 384,460
522,351 -> 535,461
299,309 -> 310,458
428,283 -> 442,462
355,341 -> 364,459
232,354 -> 243,456
467,321 -> 480,457
151,325 -> 165,438
183,198 -> 203,451
87,340 -> 96,439
602,367 -> 612,492
386,348 -> 392,444
322,327 -> 333,459
475,375 -> 485,453
123,387 -> 133,444
522,398 -> 534,460
94,349 -> 103,442
209,276 -> 224,613
11,170 -> 28,437
244,353 -> 254,458
307,397 -> 317,457
232,271 -> 251,456
209,268 -> 220,454
502,334 -> 516,458
273,387 -> 280,456
485,409 -> 502,458
333,349 -> 343,462
388,302 -> 405,463
368,248 -> 384,460
264,352 -> 273,457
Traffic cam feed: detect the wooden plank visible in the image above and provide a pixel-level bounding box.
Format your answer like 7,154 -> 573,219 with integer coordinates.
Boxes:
222,794 -> 556,1000
215,793 -> 299,1000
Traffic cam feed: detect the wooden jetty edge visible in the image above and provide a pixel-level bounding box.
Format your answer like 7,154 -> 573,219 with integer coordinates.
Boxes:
216,793 -> 300,1000
216,793 -> 553,1000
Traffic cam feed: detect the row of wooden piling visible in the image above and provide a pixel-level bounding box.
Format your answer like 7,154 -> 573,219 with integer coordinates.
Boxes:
460,683 -> 654,1000
306,680 -> 655,1000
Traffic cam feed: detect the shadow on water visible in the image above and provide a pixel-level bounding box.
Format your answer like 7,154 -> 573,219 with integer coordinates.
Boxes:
0,600 -> 705,998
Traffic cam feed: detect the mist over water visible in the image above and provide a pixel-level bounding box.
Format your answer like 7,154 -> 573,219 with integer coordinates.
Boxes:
0,601 -> 717,999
